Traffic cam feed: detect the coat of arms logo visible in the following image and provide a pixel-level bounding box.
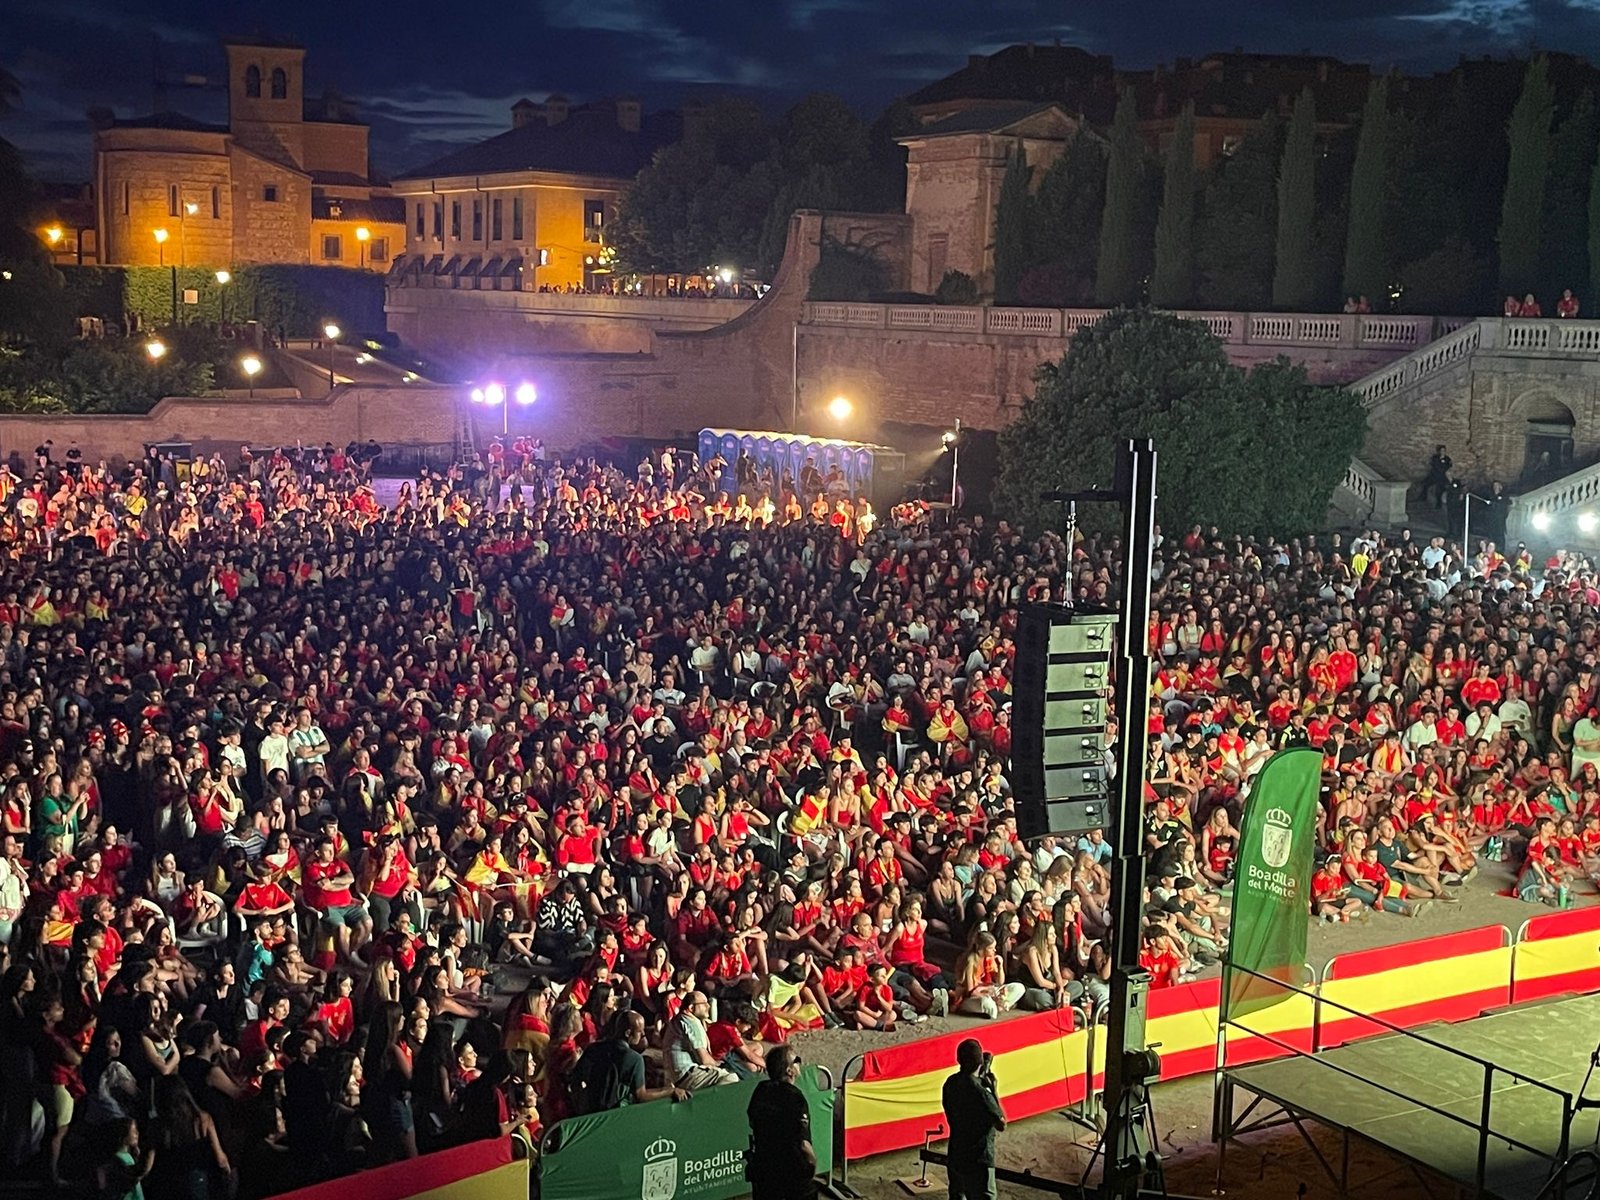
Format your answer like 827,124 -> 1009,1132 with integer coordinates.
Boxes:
1261,806 -> 1294,871
641,1137 -> 678,1200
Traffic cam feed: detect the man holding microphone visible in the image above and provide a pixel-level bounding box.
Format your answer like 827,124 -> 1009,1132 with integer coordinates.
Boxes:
941,1038 -> 1006,1200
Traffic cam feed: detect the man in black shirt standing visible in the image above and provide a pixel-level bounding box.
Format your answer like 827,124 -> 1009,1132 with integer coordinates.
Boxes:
746,1044 -> 816,1200
941,1038 -> 1005,1200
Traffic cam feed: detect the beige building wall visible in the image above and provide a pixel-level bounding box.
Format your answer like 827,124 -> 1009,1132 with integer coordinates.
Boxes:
96,131 -> 233,267
310,216 -> 406,271
394,175 -> 622,291
901,120 -> 1073,297
302,122 -> 370,180
230,148 -> 310,264
224,43 -> 308,169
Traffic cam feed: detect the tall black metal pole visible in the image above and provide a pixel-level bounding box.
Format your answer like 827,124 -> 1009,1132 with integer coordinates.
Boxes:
1099,437 -> 1160,1199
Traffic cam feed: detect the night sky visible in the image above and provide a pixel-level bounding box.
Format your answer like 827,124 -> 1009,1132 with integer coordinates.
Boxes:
5,0 -> 1599,182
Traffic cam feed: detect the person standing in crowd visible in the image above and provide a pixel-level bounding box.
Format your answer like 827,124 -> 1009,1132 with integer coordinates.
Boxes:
746,1043 -> 816,1200
1420,444 -> 1453,508
941,1038 -> 1005,1200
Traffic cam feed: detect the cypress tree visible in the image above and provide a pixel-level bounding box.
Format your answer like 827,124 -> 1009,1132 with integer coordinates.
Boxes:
1588,139 -> 1600,313
991,142 -> 1031,305
1272,88 -> 1318,310
1342,76 -> 1390,304
1095,88 -> 1143,306
1497,55 -> 1555,298
1150,102 -> 1196,308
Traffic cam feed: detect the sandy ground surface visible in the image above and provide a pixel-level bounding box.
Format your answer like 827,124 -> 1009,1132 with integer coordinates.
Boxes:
792,853 -> 1568,1200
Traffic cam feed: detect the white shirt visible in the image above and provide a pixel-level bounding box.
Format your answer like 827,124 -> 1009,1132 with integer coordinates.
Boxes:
0,856 -> 25,919
258,732 -> 290,781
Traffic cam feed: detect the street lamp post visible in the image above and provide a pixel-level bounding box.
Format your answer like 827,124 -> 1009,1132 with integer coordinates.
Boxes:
182,201 -> 197,268
356,226 -> 370,270
240,354 -> 261,397
944,417 -> 963,509
152,229 -> 174,325
322,322 -> 341,389
215,270 -> 231,325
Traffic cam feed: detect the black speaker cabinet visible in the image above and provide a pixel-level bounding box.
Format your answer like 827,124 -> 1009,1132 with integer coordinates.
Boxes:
1013,605 -> 1115,839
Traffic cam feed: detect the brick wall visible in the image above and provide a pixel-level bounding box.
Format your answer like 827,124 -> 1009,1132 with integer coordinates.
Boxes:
96,131 -> 233,267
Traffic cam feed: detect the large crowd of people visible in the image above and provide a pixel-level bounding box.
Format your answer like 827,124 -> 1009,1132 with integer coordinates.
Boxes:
0,430 -> 1585,1198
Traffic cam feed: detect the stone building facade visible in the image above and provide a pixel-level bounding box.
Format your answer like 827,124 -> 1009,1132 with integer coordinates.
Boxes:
896,104 -> 1078,297
389,97 -> 677,293
92,40 -> 403,270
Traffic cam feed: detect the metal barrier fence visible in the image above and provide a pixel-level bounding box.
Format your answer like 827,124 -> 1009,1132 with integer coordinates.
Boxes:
835,909 -> 1600,1171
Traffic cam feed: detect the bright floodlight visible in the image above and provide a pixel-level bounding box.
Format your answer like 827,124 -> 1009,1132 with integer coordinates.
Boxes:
184,201 -> 198,215
215,270 -> 231,284
719,268 -> 734,284
515,382 -> 536,406
323,323 -> 341,340
827,395 -> 853,421
240,355 -> 261,377
1581,513 -> 1599,534
1532,512 -> 1552,531
45,227 -> 62,244
152,228 -> 169,244
144,340 -> 167,361
469,388 -> 484,403
942,429 -> 958,447
483,382 -> 506,406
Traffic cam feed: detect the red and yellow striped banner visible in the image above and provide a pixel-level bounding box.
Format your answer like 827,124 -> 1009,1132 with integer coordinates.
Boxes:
1317,926 -> 1511,1049
274,1137 -> 526,1200
844,1009 -> 1087,1159
1511,907 -> 1600,1004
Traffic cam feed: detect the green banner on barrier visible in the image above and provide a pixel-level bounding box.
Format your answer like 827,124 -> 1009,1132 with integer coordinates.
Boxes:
541,1066 -> 835,1200
1225,745 -> 1321,1018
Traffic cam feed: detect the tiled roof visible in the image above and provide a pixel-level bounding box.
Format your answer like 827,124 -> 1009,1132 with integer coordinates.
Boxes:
395,108 -> 679,182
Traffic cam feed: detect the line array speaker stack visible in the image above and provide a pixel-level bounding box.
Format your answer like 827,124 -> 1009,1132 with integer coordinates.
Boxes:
1012,603 -> 1116,840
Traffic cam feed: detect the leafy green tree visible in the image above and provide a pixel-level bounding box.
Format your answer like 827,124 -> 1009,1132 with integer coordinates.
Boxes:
1095,89 -> 1143,306
1150,102 -> 1196,307
806,239 -> 885,301
1589,140 -> 1600,313
992,143 -> 1032,304
1194,113 -> 1281,310
1498,56 -> 1555,298
1343,77 -> 1390,304
934,270 -> 978,305
1273,89 -> 1318,309
993,308 -> 1365,536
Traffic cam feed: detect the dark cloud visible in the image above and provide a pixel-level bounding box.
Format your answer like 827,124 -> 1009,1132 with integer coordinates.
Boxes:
2,0 -> 1596,181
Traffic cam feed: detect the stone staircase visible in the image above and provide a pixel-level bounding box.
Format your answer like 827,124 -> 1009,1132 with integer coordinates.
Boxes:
1331,316 -> 1600,532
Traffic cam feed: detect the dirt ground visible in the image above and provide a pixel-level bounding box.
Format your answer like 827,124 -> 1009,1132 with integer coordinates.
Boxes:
798,853 -> 1557,1200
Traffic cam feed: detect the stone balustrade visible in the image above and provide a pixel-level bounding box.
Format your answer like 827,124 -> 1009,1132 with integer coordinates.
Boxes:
1506,459 -> 1600,546
1337,456 -> 1410,528
799,302 -> 1457,351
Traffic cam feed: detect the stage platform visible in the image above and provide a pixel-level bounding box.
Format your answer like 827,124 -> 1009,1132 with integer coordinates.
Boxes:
1221,992 -> 1600,1200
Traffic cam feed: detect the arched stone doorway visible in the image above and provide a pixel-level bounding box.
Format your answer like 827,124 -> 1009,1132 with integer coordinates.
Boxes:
1520,393 -> 1576,484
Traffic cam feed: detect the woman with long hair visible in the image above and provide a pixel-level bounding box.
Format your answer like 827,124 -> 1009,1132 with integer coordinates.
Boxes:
360,1000 -> 416,1163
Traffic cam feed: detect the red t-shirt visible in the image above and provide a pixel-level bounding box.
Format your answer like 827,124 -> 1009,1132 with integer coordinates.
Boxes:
303,858 -> 355,909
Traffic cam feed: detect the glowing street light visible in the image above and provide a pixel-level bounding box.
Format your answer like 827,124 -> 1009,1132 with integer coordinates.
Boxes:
215,270 -> 230,284
322,322 -> 341,388
152,227 -> 169,266
355,225 -> 370,270
45,226 -> 62,246
240,354 -> 262,397
145,340 -> 167,361
515,382 -> 536,406
943,417 -> 963,509
827,395 -> 852,422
